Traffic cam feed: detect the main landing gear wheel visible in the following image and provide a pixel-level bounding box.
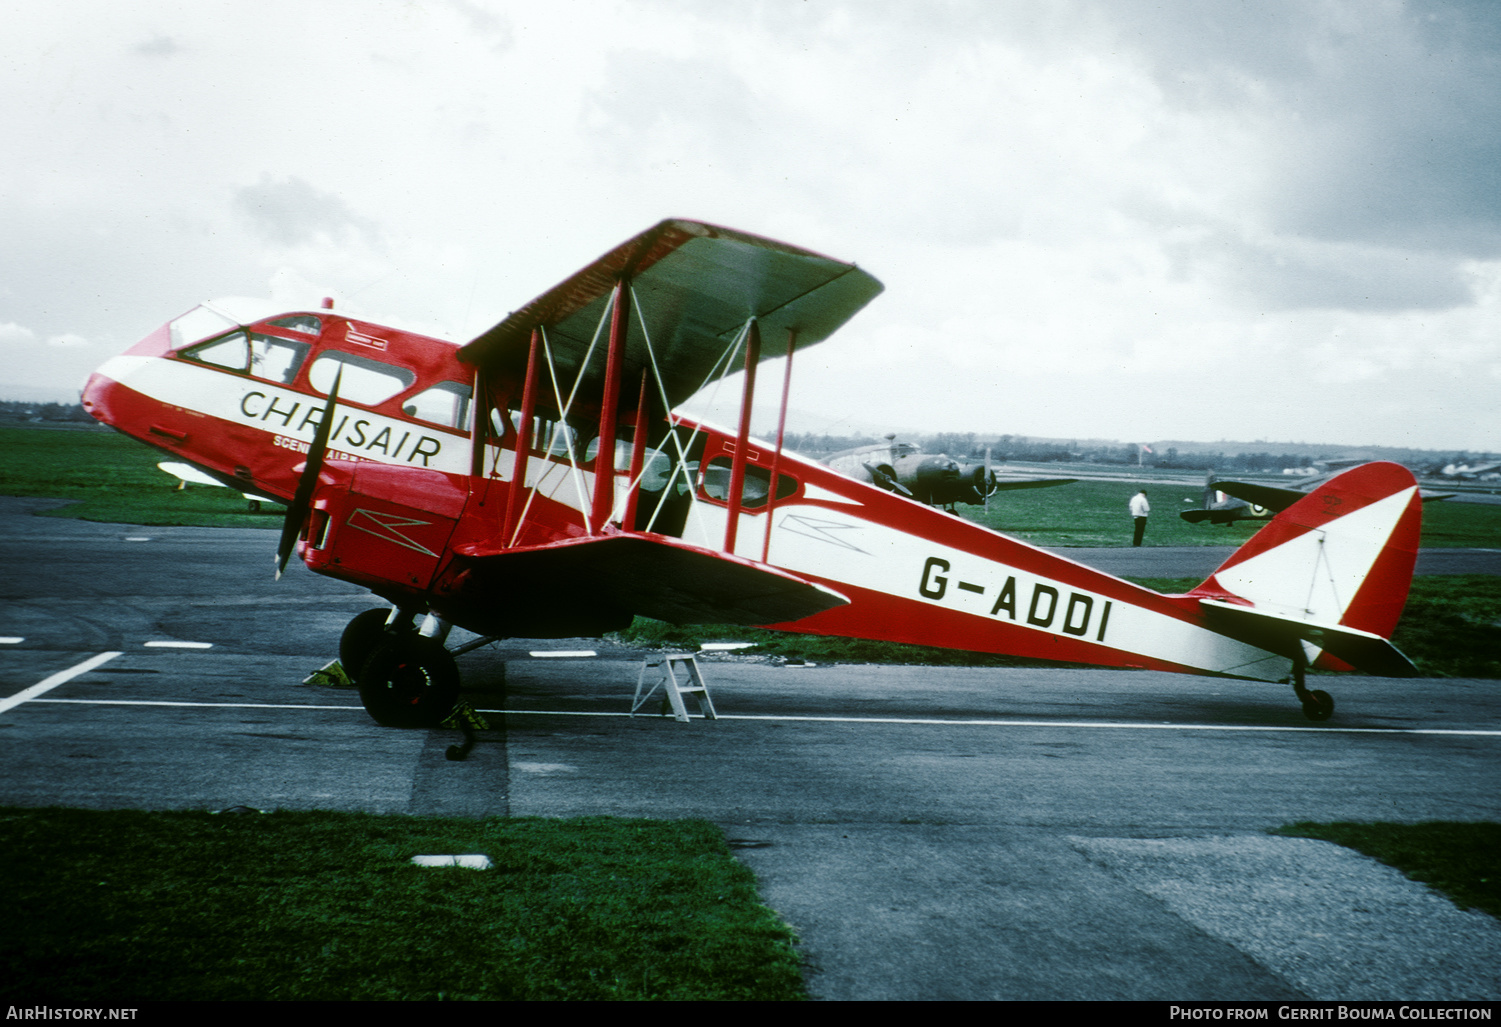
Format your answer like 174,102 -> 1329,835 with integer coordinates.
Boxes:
339,609 -> 416,673
357,636 -> 459,729
1300,689 -> 1335,722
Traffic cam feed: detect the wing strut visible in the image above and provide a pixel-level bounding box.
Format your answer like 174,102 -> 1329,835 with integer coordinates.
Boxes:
622,370 -> 650,530
723,319 -> 761,553
591,278 -> 630,533
502,327 -> 541,547
631,287 -> 748,544
763,328 -> 797,564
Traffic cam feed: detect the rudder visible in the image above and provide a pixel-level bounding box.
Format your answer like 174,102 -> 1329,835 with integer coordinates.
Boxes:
1190,461 -> 1421,670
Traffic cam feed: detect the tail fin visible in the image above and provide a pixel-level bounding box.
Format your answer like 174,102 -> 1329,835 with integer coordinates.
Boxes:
1190,462 -> 1421,674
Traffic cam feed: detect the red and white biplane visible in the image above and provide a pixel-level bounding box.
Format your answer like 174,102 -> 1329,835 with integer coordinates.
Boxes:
82,219 -> 1421,727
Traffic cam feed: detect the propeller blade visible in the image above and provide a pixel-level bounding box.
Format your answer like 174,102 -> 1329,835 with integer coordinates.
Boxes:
275,367 -> 343,579
862,462 -> 913,497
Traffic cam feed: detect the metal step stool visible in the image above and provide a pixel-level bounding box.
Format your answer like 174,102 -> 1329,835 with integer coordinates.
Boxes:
632,652 -> 717,723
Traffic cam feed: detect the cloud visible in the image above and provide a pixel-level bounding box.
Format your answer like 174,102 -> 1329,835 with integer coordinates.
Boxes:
234,176 -> 385,249
132,35 -> 181,58
1103,0 -> 1501,253
1,0 -> 1497,449
1174,230 -> 1474,312
0,323 -> 37,346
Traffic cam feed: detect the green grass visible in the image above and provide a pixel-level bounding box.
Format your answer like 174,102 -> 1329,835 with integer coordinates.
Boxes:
966,476 -> 1266,547
0,425 -> 281,527
0,809 -> 805,1002
1271,822 -> 1501,920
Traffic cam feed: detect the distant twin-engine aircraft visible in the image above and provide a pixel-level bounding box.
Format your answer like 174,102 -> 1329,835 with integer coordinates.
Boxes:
84,219 -> 1423,728
822,436 -> 1075,509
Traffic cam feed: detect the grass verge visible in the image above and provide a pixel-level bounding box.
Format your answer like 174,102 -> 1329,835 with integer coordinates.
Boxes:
0,809 -> 805,1002
0,425 -> 281,528
1271,822 -> 1501,920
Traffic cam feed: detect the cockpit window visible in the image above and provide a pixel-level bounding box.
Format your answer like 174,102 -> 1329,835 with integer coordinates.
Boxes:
307,351 -> 415,406
182,332 -> 248,371
265,314 -> 321,336
180,331 -> 308,385
403,382 -> 472,430
169,306 -> 238,350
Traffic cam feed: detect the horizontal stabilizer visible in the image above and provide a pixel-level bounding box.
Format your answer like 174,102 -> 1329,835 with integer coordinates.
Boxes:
450,534 -> 848,627
1199,599 -> 1419,678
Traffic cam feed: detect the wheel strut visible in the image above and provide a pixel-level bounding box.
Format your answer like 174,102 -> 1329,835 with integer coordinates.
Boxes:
1290,648 -> 1334,722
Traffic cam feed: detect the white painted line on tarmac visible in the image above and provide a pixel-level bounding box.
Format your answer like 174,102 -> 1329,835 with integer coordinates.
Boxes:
0,652 -> 123,716
480,708 -> 1501,738
37,699 -> 363,711
143,641 -> 214,649
22,698 -> 1501,738
0,637 -> 23,644
528,650 -> 597,658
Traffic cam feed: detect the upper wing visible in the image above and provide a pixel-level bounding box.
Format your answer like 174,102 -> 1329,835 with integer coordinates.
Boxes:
457,219 -> 883,410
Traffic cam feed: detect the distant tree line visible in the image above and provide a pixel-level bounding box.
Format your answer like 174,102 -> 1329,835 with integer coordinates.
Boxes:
0,400 -> 93,423
775,429 -> 1485,472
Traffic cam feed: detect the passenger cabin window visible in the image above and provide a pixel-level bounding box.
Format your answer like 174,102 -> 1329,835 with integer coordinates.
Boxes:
699,456 -> 798,509
509,412 -> 583,460
583,436 -> 634,472
307,352 -> 415,407
180,331 -> 308,386
265,314 -> 321,336
403,382 -> 472,431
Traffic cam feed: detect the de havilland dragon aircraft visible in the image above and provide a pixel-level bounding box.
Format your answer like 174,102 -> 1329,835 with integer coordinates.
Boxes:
82,219 -> 1423,729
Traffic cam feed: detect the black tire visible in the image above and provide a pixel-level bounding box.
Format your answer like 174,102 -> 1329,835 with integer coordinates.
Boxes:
358,637 -> 460,728
1301,689 -> 1335,722
340,609 -> 403,672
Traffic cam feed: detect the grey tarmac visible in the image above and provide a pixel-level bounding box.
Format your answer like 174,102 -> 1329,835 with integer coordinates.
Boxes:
1,496 -> 1498,1001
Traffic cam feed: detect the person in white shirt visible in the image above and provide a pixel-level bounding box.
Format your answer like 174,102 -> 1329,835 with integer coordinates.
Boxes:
1129,490 -> 1150,547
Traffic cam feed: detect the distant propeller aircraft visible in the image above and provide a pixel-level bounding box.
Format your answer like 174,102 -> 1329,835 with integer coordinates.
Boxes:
823,435 -> 1074,509
1430,460 -> 1501,481
83,218 -> 1424,728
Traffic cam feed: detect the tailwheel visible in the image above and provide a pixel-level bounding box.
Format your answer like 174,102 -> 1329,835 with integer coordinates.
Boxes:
339,608 -> 414,673
1300,689 -> 1335,722
357,636 -> 460,728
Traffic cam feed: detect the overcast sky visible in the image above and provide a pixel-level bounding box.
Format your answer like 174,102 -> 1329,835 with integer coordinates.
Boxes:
3,0 -> 1498,452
